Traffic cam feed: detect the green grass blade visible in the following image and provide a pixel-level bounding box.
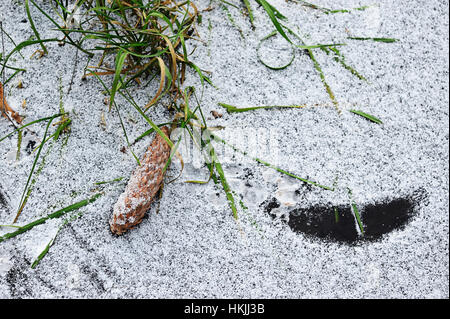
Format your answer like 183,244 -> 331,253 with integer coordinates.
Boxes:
0,114 -> 63,143
187,61 -> 213,87
257,31 -> 295,70
349,109 -> 383,124
219,0 -> 240,9
298,0 -> 330,12
256,0 -> 287,20
31,232 -> 57,269
25,0 -> 48,54
296,43 -> 345,49
348,188 -> 364,235
0,193 -> 102,243
348,37 -> 398,43
31,211 -> 82,269
298,1 -> 371,14
307,49 -> 339,112
242,0 -> 254,26
218,102 -> 305,113
257,0 -> 292,44
120,88 -> 174,148
109,49 -> 128,110
95,177 -> 124,185
274,24 -> 341,111
16,130 -> 22,161
321,47 -> 367,82
1,39 -> 59,76
15,114 -> 61,223
326,5 -> 371,14
211,133 -> 334,191
2,68 -> 25,86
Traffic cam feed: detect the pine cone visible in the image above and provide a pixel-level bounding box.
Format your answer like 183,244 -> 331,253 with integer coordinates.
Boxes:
110,126 -> 171,235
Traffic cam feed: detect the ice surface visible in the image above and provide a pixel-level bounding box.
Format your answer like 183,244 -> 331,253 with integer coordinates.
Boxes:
0,0 -> 448,298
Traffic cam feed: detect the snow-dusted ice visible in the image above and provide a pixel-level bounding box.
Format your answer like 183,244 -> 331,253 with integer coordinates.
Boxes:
0,0 -> 448,298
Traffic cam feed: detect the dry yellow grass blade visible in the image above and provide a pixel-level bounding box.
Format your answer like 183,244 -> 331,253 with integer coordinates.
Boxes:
162,35 -> 177,89
0,82 -> 22,124
85,65 -> 139,77
144,57 -> 166,110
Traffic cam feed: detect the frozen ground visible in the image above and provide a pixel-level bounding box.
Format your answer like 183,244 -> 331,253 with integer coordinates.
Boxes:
0,0 -> 448,298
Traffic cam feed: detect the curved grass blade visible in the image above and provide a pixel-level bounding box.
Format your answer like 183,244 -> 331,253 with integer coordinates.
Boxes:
219,0 -> 240,9
1,67 -> 26,86
187,61 -> 213,87
257,31 -> 295,70
221,4 -> 245,39
0,39 -> 59,76
144,57 -> 171,110
132,122 -> 172,145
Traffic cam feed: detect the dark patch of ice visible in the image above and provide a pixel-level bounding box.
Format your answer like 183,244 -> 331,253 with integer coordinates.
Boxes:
274,189 -> 427,244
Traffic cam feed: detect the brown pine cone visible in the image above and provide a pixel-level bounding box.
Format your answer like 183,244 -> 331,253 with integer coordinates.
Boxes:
110,126 -> 171,235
